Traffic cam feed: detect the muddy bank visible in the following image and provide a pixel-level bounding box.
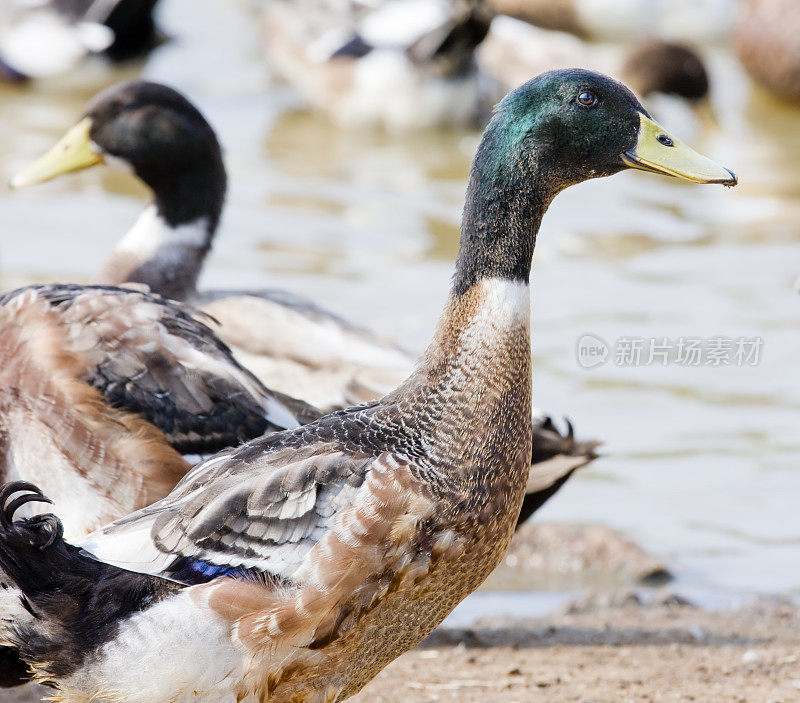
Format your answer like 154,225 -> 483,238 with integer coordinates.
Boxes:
8,597 -> 798,702
353,598 -> 800,703
486,522 -> 672,590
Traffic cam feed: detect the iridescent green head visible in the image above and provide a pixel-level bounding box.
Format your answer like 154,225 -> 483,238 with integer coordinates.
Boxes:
479,68 -> 735,190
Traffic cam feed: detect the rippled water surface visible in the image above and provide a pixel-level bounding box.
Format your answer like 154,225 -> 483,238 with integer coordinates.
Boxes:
1,0 -> 798,600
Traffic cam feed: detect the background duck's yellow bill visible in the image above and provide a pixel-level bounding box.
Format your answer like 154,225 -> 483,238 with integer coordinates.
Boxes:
621,113 -> 737,185
10,117 -> 104,189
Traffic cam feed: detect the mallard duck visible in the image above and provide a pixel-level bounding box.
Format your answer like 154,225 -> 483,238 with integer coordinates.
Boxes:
0,69 -> 735,702
479,16 -> 714,127
260,0 -> 493,129
0,0 -> 161,83
11,79 -> 603,518
487,0 -> 736,43
735,0 -> 800,101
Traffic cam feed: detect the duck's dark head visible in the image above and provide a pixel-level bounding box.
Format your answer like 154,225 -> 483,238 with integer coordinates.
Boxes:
11,81 -> 226,231
100,0 -> 164,63
477,68 -> 735,193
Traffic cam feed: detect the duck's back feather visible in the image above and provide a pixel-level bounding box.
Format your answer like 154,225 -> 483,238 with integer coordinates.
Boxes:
80,415 -> 390,584
1,284 -> 308,455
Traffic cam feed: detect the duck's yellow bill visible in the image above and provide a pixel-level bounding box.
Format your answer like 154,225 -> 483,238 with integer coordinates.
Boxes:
10,117 -> 103,189
621,113 -> 736,185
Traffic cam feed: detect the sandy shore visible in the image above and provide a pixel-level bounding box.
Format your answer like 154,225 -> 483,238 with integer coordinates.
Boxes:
351,598 -> 800,703
7,597 -> 799,702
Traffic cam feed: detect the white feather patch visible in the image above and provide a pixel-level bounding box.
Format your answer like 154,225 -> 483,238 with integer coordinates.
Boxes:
469,278 -> 531,333
115,205 -> 209,258
59,590 -> 242,702
358,0 -> 452,48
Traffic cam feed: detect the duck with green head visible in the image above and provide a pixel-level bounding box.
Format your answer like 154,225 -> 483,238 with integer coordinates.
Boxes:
10,78 -> 603,523
0,69 -> 734,703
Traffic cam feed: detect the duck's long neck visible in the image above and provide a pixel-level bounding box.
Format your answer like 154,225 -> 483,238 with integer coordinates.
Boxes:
408,131 -> 555,469
99,166 -> 226,302
420,128 -> 554,380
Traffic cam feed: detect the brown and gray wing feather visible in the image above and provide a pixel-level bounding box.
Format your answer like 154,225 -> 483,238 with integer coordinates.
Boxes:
1,284 -> 315,455
82,428 -> 382,584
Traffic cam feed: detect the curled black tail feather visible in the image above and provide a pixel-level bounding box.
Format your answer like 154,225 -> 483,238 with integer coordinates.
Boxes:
0,482 -> 62,550
0,482 -> 59,687
0,481 -> 54,523
517,417 -> 601,529
0,481 -> 179,682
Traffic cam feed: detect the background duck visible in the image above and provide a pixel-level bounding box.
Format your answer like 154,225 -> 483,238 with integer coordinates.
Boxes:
0,0 -> 162,84
0,0 -> 113,82
0,283 -> 310,541
11,80 -> 410,411
260,0 -> 493,130
486,0 -> 736,43
735,0 -> 800,101
0,69 -> 736,703
479,16 -> 715,135
12,79 -> 602,511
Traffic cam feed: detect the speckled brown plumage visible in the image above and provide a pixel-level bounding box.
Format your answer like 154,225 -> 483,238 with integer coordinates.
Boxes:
221,283 -> 532,700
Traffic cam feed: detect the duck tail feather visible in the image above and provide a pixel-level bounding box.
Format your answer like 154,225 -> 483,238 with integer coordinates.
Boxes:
518,417 -> 602,529
0,482 -> 68,594
0,482 -> 176,682
530,415 -> 602,464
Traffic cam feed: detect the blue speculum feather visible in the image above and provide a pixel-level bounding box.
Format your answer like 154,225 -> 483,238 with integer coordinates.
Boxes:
166,556 -> 265,585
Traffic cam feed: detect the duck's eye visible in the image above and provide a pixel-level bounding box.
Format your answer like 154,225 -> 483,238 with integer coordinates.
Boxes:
657,134 -> 674,147
576,91 -> 598,107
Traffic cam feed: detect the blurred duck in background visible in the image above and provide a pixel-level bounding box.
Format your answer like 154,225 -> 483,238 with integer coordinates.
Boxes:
735,0 -> 800,101
486,0 -> 736,43
0,0 -> 162,84
258,0 -> 730,130
11,79 -> 601,525
479,17 -> 715,136
261,0 -> 494,129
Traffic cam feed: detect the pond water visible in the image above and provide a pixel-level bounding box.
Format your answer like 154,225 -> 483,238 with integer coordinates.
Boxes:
1,0 -> 798,604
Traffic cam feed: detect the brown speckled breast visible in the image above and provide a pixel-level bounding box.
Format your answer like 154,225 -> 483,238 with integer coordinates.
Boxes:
259,281 -> 534,702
